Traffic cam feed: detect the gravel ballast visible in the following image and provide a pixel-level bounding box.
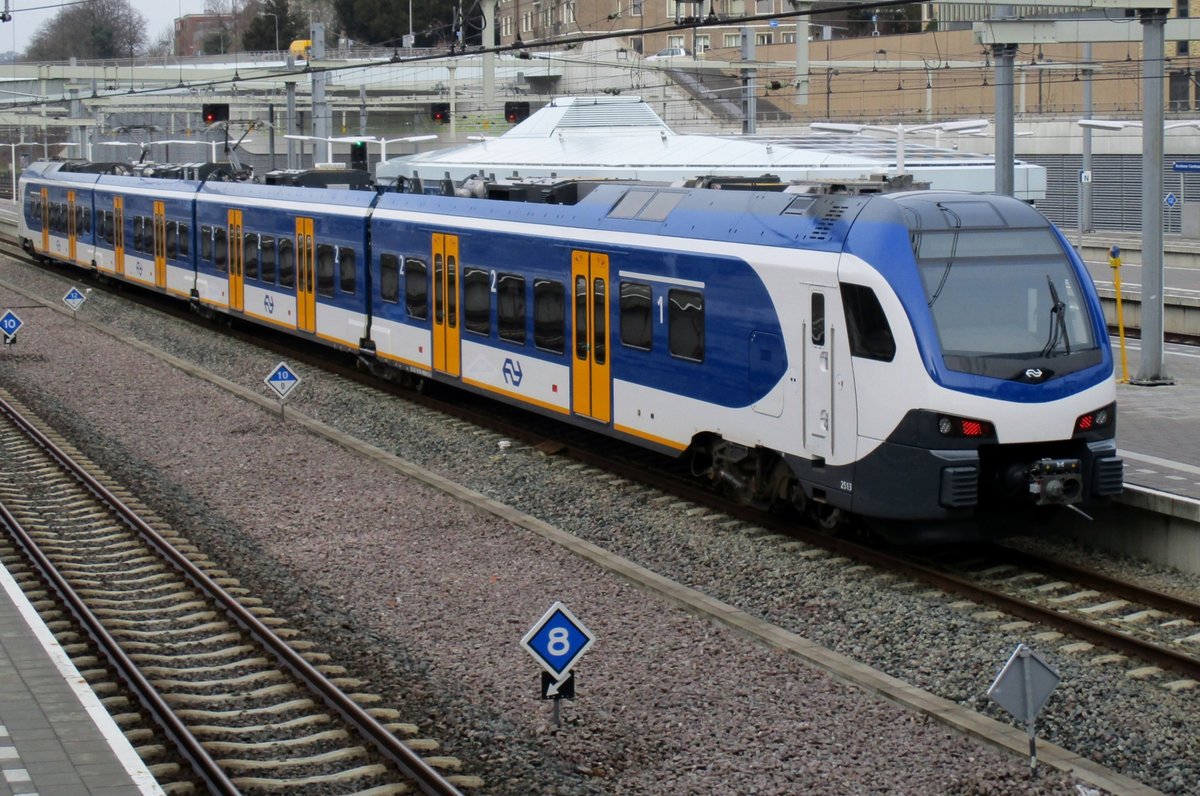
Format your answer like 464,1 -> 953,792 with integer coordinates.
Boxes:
2,261 -> 1195,794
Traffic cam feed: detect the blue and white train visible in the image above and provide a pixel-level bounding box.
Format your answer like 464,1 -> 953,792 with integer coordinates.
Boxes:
17,160 -> 1123,541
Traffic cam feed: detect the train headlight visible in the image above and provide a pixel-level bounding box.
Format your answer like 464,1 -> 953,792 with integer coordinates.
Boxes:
937,413 -> 995,439
1074,403 -> 1115,435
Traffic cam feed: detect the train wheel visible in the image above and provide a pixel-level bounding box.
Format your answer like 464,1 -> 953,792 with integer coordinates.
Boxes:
807,503 -> 843,532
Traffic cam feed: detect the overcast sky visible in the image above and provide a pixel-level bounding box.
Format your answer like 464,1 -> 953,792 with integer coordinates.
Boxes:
3,0 -> 208,54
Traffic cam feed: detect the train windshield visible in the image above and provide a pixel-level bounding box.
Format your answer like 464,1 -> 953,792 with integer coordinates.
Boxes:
914,227 -> 1102,378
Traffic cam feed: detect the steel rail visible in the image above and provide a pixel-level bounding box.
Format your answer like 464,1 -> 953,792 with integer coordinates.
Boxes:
0,394 -> 464,796
0,398 -> 239,794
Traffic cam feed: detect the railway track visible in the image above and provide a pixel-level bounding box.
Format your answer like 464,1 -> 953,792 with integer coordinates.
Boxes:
0,389 -> 474,795
3,236 -> 1197,721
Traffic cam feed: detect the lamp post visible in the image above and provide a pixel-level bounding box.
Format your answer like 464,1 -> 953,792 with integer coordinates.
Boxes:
1076,118 -> 1200,385
810,119 -> 989,175
263,12 -> 279,53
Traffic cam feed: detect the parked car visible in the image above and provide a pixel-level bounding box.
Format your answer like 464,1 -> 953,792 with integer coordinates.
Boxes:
646,47 -> 688,61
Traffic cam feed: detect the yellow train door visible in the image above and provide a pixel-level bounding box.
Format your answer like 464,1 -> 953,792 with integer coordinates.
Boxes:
295,217 -> 316,332
113,196 -> 125,277
571,250 -> 611,424
154,201 -> 167,288
67,191 -> 77,262
432,233 -> 461,377
228,209 -> 244,310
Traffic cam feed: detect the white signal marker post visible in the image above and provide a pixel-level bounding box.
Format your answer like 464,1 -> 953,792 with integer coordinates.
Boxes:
263,361 -> 302,417
62,287 -> 88,318
521,602 -> 595,726
987,644 -> 1060,776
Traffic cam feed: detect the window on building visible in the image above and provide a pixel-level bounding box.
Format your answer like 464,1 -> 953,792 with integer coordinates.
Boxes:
695,34 -> 710,52
755,32 -> 774,46
724,32 -> 742,48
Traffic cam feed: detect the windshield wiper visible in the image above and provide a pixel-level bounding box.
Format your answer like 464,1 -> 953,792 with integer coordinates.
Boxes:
1040,275 -> 1072,357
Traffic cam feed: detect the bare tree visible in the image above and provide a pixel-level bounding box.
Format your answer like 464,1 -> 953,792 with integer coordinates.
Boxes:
24,0 -> 148,61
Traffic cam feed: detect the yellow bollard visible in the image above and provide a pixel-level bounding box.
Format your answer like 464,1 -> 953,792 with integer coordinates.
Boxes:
1109,245 -> 1129,383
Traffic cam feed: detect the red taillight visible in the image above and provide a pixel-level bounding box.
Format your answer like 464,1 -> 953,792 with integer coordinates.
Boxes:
937,414 -> 995,439
1075,405 -> 1112,435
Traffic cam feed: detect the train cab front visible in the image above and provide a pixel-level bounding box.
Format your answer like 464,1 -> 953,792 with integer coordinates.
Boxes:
854,191 -> 1124,541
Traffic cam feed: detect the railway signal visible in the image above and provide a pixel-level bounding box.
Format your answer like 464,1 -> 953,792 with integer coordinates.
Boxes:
202,103 -> 230,124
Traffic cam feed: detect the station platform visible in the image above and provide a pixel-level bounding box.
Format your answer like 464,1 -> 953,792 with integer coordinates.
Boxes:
1112,336 -> 1200,502
0,564 -> 161,795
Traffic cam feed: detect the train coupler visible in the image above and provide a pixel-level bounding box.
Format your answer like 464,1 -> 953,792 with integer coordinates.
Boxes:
1027,458 -> 1083,506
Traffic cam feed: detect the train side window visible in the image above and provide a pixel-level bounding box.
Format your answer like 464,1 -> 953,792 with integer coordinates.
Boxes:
668,289 -> 705,362
104,212 -> 115,245
260,237 -> 276,284
316,243 -> 336,297
497,272 -> 526,344
619,281 -> 652,350
405,258 -> 428,319
213,227 -> 227,272
132,216 -> 144,251
811,293 -> 825,347
592,278 -> 606,365
243,233 -> 259,280
574,276 -> 588,360
463,267 -> 491,336
533,278 -> 565,354
200,225 -> 213,261
165,222 -> 178,259
278,238 -> 295,288
178,223 -> 190,258
83,208 -> 91,235
380,254 -> 399,303
338,247 -> 356,295
841,283 -> 895,362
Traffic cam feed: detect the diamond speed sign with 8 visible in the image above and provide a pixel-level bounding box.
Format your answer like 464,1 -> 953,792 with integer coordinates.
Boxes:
520,602 -> 595,679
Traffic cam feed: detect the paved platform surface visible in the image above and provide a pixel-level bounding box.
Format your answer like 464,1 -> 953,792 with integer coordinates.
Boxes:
1113,336 -> 1200,502
0,564 -> 161,796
